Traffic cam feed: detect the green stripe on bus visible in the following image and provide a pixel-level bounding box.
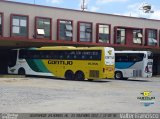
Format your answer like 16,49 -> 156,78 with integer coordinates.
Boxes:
33,59 -> 50,73
26,59 -> 49,73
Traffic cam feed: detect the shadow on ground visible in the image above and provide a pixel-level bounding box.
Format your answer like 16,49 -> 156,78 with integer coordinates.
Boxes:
26,75 -> 111,83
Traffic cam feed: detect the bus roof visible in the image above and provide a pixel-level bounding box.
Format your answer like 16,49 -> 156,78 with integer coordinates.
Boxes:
115,50 -> 152,54
37,46 -> 114,50
12,46 -> 114,51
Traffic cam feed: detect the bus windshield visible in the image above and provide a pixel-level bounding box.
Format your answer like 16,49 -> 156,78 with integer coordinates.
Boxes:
148,52 -> 153,59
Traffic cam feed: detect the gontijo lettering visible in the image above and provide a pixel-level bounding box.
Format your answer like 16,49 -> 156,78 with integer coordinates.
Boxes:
48,60 -> 73,65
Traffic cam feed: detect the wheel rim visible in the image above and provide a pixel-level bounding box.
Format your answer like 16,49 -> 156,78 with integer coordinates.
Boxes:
116,72 -> 121,79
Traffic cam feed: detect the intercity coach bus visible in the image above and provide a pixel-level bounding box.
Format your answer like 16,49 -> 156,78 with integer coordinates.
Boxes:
115,51 -> 153,80
8,46 -> 115,80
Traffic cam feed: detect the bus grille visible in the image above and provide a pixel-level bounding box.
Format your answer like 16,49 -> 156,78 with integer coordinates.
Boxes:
89,70 -> 99,78
133,70 -> 142,77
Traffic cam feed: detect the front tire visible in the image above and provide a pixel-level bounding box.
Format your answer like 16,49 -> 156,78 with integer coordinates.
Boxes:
18,68 -> 25,75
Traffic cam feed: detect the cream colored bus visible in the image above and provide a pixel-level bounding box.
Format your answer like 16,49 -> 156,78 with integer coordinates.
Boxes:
8,46 -> 115,80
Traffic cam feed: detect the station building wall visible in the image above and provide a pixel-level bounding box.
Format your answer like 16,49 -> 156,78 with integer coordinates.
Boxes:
0,1 -> 160,47
0,1 -> 160,75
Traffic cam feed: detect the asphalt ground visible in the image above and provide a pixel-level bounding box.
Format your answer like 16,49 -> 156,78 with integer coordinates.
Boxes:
0,76 -> 159,113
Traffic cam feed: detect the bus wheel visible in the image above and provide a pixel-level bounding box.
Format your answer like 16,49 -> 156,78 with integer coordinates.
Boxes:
18,68 -> 25,75
115,71 -> 123,80
65,70 -> 74,80
75,71 -> 85,81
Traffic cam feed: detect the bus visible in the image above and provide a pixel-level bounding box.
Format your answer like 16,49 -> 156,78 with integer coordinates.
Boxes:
8,46 -> 115,80
115,51 -> 153,80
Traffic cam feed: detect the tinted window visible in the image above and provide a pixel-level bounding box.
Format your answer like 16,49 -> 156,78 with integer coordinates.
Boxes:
115,53 -> 144,62
19,50 -> 101,60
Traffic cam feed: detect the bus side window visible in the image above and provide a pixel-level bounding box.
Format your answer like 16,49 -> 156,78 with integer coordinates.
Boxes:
128,55 -> 136,62
32,51 -> 39,59
19,50 -> 27,59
